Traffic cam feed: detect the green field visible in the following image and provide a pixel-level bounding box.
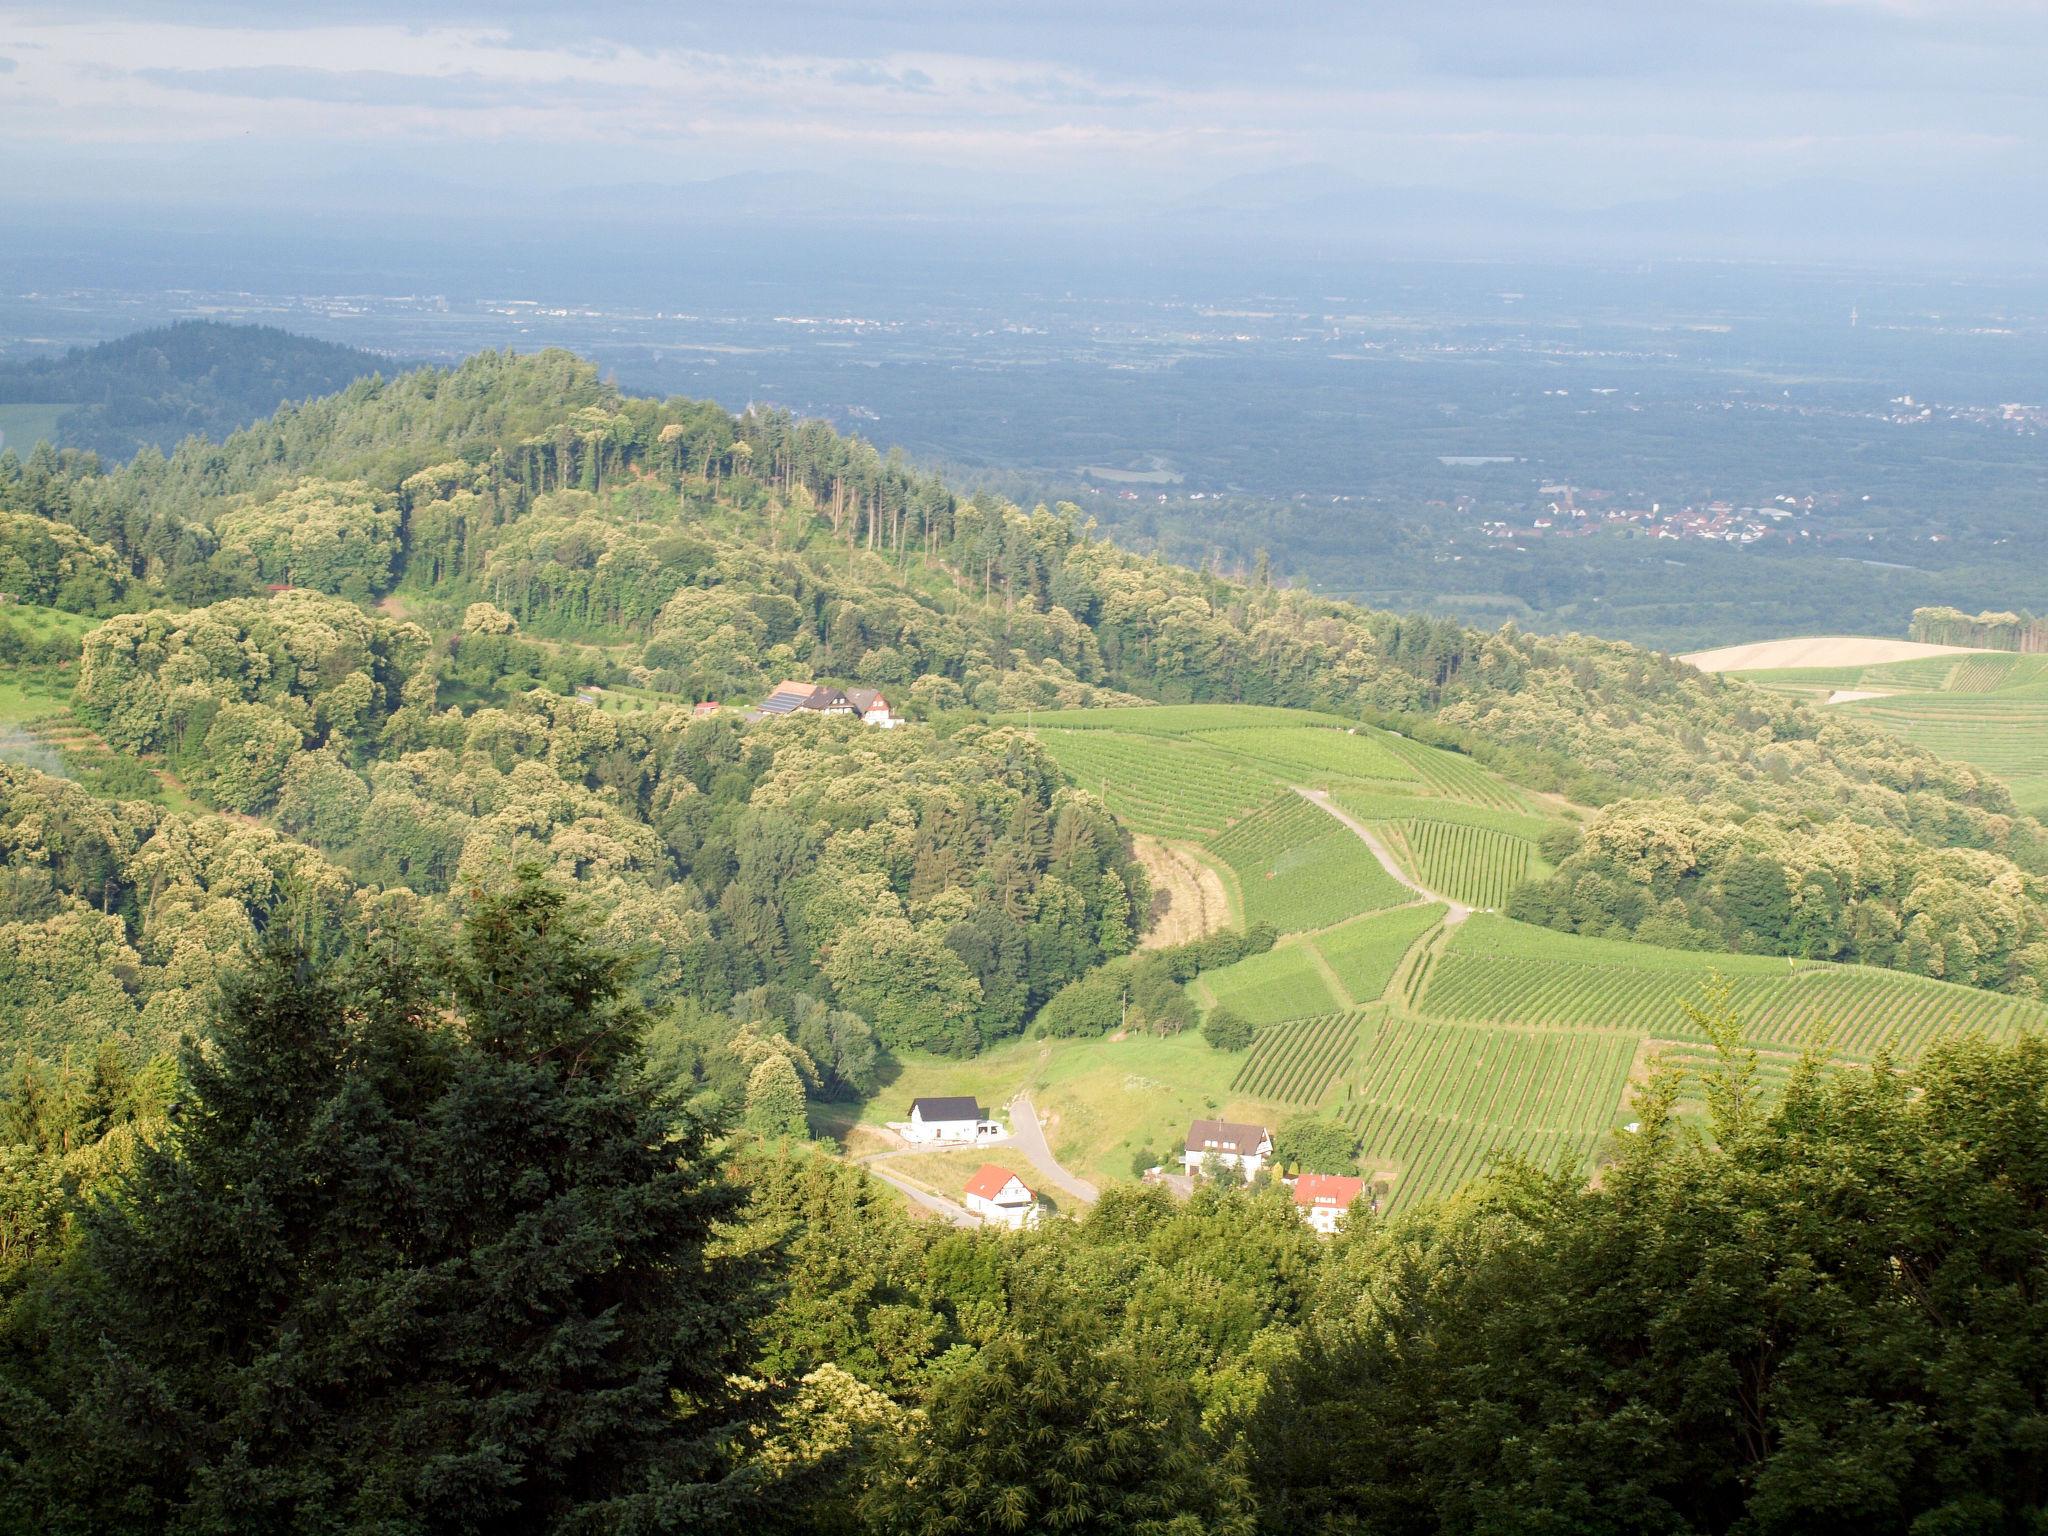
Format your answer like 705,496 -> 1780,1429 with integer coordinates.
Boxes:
1731,650 -> 2048,818
0,403 -> 70,454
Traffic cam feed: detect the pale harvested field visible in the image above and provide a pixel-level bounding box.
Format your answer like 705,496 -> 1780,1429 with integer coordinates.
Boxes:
1135,836 -> 1230,948
1680,636 -> 1985,672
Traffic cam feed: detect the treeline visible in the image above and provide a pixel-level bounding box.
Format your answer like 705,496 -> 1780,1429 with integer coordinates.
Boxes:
1910,604 -> 2048,653
1513,801 -> 2048,992
3,888 -> 2043,1533
0,321 -> 389,463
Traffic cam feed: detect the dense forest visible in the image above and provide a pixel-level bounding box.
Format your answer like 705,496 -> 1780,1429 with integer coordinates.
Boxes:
0,321 -> 391,463
0,345 -> 2044,1528
1,881 -> 2042,1533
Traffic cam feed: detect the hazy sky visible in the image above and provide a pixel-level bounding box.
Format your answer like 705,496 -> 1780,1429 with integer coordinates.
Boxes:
3,2 -> 2044,254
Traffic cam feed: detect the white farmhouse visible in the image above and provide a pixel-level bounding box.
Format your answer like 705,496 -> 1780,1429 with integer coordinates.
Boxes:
1291,1172 -> 1368,1235
902,1096 -> 994,1145
962,1164 -> 1041,1230
1181,1118 -> 1274,1180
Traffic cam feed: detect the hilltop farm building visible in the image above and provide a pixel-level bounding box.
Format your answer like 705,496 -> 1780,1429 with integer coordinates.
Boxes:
750,679 -> 900,727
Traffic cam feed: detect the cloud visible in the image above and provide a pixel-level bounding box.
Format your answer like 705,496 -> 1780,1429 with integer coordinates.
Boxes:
133,65 -> 606,108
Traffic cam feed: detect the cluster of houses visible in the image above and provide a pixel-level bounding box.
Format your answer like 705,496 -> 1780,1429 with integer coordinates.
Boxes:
1179,1118 -> 1373,1234
889,1099 -> 1374,1236
746,678 -> 901,727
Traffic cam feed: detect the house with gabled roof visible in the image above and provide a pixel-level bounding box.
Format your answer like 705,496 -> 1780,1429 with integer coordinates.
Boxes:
1182,1118 -> 1273,1180
962,1164 -> 1040,1229
755,678 -> 896,725
1291,1172 -> 1369,1235
899,1095 -> 1001,1144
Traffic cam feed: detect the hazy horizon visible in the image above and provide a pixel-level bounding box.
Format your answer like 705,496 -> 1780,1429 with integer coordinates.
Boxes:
4,1 -> 2047,270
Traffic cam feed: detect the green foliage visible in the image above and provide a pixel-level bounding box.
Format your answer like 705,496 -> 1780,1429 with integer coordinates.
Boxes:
211,478 -> 401,601
1277,1113 -> 1359,1175
0,871 -> 761,1532
1202,1005 -> 1256,1052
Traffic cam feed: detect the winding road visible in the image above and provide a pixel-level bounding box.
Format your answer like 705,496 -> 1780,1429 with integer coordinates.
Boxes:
1294,786 -> 1476,923
1007,1092 -> 1100,1205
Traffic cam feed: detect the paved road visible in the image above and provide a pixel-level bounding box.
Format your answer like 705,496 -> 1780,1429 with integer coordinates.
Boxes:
865,1165 -> 980,1228
1007,1092 -> 1100,1205
1294,786 -> 1476,923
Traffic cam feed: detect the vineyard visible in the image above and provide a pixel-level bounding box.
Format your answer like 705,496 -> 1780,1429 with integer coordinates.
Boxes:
1204,792 -> 1409,932
1378,819 -> 1535,909
1311,904 -> 1446,1003
1339,1017 -> 1638,1208
1029,730 -> 1280,838
1201,942 -> 1345,1025
1413,916 -> 2047,1061
1192,725 -> 1417,784
1230,1009 -> 1371,1106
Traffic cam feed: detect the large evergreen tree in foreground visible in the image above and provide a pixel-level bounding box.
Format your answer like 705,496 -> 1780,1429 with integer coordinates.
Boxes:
0,872 -> 758,1534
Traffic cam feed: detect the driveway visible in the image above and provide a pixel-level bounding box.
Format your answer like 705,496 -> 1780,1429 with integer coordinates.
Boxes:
865,1164 -> 980,1228
1007,1092 -> 1100,1205
1294,786 -> 1476,922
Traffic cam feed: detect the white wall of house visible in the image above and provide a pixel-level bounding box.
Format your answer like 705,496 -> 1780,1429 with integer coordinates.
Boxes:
904,1113 -> 980,1144
964,1181 -> 1040,1230
1180,1145 -> 1270,1179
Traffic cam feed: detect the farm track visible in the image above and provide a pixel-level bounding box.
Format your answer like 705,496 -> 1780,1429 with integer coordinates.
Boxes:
1293,787 -> 1475,921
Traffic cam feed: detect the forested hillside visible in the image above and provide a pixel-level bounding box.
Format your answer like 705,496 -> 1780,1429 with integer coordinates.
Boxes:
1,345 -> 2044,1531
0,321 -> 391,463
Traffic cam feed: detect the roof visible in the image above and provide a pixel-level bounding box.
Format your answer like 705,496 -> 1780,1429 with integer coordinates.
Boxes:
845,687 -> 886,712
1293,1173 -> 1368,1210
1185,1118 -> 1272,1156
964,1163 -> 1034,1203
760,679 -> 817,715
911,1095 -> 979,1122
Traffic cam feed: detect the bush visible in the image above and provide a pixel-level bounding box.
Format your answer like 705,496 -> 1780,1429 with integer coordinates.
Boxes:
1202,1007 -> 1256,1052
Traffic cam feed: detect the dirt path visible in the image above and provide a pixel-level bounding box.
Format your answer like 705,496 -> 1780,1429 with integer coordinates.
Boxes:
1007,1091 -> 1100,1205
1134,836 -> 1231,948
1293,787 -> 1475,923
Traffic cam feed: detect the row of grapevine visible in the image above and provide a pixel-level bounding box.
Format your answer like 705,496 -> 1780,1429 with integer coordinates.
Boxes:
1381,819 -> 1535,909
1190,724 -> 1417,785
1415,949 -> 2045,1063
1032,729 -> 1278,838
1231,1010 -> 1369,1105
1204,792 -> 1408,932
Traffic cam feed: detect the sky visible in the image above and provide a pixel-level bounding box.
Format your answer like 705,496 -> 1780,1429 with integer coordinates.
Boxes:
3,2 -> 2045,264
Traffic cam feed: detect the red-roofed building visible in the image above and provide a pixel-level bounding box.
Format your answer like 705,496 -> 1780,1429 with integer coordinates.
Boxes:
1292,1172 -> 1368,1235
962,1164 -> 1040,1230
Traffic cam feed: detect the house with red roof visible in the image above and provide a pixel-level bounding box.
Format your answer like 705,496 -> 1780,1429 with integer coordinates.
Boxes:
1292,1172 -> 1369,1235
962,1163 -> 1040,1230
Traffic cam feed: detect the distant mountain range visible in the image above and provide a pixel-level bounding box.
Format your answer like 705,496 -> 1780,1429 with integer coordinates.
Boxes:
0,321 -> 395,462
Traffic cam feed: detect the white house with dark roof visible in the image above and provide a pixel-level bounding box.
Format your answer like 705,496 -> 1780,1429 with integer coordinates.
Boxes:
900,1095 -> 1001,1145
962,1163 -> 1040,1229
1182,1118 -> 1274,1179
